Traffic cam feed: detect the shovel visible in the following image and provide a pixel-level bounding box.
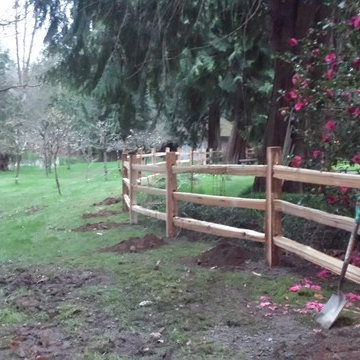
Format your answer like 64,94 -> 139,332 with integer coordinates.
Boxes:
316,195 -> 360,330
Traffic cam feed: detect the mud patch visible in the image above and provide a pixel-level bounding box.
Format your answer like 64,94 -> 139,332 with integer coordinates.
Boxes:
100,235 -> 167,254
187,240 -> 260,269
73,221 -> 126,232
92,197 -> 122,206
82,210 -> 122,219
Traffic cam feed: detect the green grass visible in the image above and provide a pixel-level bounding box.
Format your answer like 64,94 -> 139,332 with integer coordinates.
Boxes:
1,162 -> 359,359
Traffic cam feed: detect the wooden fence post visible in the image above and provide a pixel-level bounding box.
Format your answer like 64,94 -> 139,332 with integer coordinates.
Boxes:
129,154 -> 140,224
151,148 -> 156,164
265,146 -> 282,266
166,152 -> 178,237
122,151 -> 129,212
209,148 -> 213,164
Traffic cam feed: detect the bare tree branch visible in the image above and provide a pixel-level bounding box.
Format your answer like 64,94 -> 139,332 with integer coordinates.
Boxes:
0,83 -> 41,92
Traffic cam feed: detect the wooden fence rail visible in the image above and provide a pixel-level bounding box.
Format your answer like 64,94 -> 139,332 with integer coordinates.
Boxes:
121,147 -> 360,285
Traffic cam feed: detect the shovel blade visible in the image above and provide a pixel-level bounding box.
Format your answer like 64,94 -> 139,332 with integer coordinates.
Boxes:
316,292 -> 347,329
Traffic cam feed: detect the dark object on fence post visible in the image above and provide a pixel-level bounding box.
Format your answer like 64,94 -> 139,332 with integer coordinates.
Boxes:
129,154 -> 140,224
265,146 -> 282,266
122,151 -> 129,212
166,152 -> 178,237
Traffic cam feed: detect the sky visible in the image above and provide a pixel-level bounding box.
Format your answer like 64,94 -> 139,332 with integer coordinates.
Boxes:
0,0 -> 46,63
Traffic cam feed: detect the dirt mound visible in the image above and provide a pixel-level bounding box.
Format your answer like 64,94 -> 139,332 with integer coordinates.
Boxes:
73,222 -> 126,232
189,240 -> 259,268
82,210 -> 121,218
101,235 -> 167,253
92,197 -> 122,206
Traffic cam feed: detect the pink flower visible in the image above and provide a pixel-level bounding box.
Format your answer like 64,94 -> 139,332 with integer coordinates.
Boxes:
322,134 -> 330,143
325,120 -> 336,132
353,57 -> 360,69
339,186 -> 349,194
311,48 -> 320,57
317,268 -> 332,279
305,301 -> 324,313
260,301 -> 271,307
327,195 -> 337,205
346,293 -> 360,302
350,16 -> 360,28
352,154 -> 360,164
284,92 -> 293,102
326,69 -> 334,80
289,38 -> 298,47
310,285 -> 322,291
325,52 -> 336,63
312,149 -> 322,159
292,73 -> 301,85
351,253 -> 360,266
289,284 -> 302,292
294,100 -> 305,111
291,155 -> 302,167
289,89 -> 299,99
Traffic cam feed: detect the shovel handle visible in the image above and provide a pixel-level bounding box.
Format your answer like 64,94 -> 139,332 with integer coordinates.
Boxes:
338,197 -> 360,292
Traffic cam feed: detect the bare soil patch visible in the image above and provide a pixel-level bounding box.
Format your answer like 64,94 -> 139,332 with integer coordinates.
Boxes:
92,196 -> 122,206
82,209 -> 121,218
186,240 -> 261,269
100,234 -> 167,253
72,221 -> 126,232
0,267 -> 153,360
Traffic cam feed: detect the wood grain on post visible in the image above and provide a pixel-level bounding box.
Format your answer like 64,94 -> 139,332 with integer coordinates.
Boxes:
151,148 -> 156,164
265,147 -> 282,266
121,152 -> 129,211
166,152 -> 178,237
129,154 -> 140,224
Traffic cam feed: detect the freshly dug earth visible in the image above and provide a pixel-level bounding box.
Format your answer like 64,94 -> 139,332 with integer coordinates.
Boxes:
92,196 -> 122,206
72,221 -> 126,232
82,209 -> 122,218
188,240 -> 261,269
100,234 -> 167,253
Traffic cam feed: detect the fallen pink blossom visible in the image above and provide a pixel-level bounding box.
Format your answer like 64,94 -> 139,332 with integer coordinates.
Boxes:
346,293 -> 360,302
305,301 -> 323,313
289,284 -> 302,292
317,268 -> 332,279
294,308 -> 308,314
260,295 -> 269,301
259,301 -> 271,307
310,285 -> 322,291
345,301 -> 354,308
313,329 -> 322,333
354,324 -> 360,329
268,305 -> 278,311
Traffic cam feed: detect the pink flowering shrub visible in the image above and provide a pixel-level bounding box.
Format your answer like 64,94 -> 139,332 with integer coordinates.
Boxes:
282,2 -> 360,215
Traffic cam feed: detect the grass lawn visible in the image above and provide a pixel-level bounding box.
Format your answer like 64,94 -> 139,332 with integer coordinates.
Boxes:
1,162 -> 360,359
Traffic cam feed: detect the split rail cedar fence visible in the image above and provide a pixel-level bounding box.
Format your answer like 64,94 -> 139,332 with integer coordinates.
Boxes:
121,146 -> 360,285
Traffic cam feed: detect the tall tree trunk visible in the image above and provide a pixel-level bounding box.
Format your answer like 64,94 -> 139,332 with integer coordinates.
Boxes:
225,88 -> 247,163
254,0 -> 327,191
103,150 -> 108,181
54,157 -> 62,195
15,154 -> 21,184
207,102 -> 220,151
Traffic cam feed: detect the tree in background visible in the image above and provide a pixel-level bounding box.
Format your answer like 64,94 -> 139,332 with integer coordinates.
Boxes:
30,0 -> 273,161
